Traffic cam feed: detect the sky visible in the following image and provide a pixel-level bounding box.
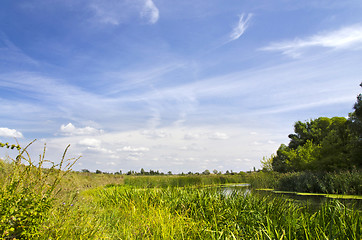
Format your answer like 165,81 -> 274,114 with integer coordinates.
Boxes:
0,0 -> 361,173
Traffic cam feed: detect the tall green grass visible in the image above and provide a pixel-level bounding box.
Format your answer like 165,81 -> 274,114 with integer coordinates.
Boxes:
0,141 -> 79,239
276,170 -> 362,195
124,174 -> 247,188
1,140 -> 360,239
90,185 -> 361,239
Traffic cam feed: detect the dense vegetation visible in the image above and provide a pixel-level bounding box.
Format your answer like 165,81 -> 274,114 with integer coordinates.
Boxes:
270,84 -> 361,172
1,154 -> 361,239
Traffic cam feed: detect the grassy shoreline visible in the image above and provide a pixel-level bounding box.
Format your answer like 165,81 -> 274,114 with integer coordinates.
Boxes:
1,156 -> 361,239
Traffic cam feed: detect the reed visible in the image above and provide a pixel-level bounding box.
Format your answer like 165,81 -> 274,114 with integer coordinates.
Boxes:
123,174 -> 246,188
89,185 -> 361,239
276,170 -> 362,195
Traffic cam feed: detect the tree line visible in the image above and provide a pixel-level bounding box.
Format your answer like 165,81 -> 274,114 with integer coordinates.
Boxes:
268,83 -> 362,172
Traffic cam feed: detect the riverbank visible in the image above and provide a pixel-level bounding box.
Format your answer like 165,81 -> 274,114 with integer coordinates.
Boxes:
1,157 -> 361,239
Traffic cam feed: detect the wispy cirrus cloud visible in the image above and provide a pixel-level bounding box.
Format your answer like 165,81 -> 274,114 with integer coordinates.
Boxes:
89,0 -> 159,25
228,13 -> 253,42
261,24 -> 362,57
0,33 -> 38,66
141,0 -> 159,24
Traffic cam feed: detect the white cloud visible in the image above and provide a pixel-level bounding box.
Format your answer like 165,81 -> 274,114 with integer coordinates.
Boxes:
141,0 -> 159,24
0,33 -> 38,66
179,144 -> 206,151
141,129 -> 169,138
118,146 -> 150,152
78,138 -> 115,154
261,24 -> 362,57
184,133 -> 200,140
78,138 -> 101,148
208,132 -> 229,140
89,0 -> 159,26
60,123 -> 104,136
0,127 -> 24,138
229,13 -> 253,42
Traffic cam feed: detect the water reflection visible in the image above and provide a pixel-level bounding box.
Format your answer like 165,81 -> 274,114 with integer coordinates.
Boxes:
217,184 -> 251,197
254,189 -> 362,210
215,184 -> 362,210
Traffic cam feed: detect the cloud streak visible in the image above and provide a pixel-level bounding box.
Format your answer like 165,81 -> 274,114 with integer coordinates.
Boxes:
229,13 -> 253,42
261,24 -> 362,57
141,0 -> 159,24
89,0 -> 159,25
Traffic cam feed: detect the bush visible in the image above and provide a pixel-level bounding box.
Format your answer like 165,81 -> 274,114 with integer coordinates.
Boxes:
0,140 -> 79,239
276,170 -> 362,194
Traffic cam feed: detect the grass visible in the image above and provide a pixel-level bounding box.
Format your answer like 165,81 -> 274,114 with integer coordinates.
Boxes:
84,185 -> 361,239
0,141 -> 361,239
123,174 -> 247,188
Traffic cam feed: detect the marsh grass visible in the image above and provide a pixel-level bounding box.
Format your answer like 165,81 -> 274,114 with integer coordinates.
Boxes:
89,185 -> 361,239
0,141 -> 360,239
276,170 -> 362,195
124,174 -> 246,188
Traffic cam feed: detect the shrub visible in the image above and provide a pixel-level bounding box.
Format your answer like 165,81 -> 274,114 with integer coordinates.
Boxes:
0,140 -> 79,239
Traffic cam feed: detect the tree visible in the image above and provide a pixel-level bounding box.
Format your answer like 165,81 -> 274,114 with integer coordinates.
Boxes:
272,144 -> 292,172
272,115 -> 359,172
261,155 -> 274,172
202,169 -> 210,175
348,82 -> 362,168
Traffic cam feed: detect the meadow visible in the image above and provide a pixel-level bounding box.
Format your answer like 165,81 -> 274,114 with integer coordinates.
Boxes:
0,142 -> 361,239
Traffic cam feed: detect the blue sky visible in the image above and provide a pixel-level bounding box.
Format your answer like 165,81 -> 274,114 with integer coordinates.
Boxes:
1,0 -> 361,173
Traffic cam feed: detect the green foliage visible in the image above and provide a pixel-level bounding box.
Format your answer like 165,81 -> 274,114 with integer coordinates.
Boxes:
246,171 -> 281,189
89,185 -> 361,239
0,140 -> 79,239
348,83 -> 362,168
123,174 -> 246,188
271,84 -> 362,172
260,154 -> 274,172
273,116 -> 358,172
276,170 -> 362,195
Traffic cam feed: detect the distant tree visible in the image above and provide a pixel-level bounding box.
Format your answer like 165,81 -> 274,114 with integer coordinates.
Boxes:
187,171 -> 193,175
81,169 -> 90,173
212,169 -> 218,174
140,168 -> 145,175
95,169 -> 102,174
167,171 -> 172,175
202,169 -> 210,175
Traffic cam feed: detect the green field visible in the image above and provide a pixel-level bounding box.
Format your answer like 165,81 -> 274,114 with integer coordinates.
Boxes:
1,152 -> 361,239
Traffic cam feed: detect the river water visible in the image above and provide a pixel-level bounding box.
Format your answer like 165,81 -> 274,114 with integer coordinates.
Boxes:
216,184 -> 362,210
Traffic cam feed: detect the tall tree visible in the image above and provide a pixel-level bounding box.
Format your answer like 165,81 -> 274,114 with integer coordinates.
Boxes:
348,82 -> 362,168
